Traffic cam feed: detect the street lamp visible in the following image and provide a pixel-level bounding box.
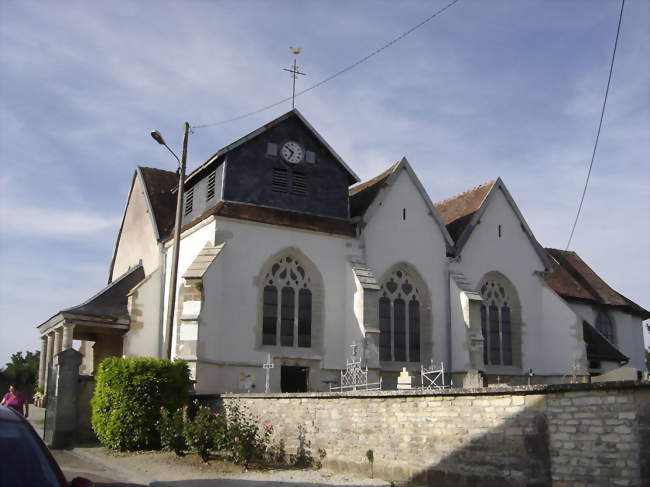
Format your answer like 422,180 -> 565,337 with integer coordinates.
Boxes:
151,122 -> 190,360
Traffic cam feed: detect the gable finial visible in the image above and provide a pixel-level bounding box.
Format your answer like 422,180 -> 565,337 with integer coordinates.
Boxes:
284,47 -> 306,109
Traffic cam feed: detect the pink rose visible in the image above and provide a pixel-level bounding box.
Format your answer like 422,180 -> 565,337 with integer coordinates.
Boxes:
234,437 -> 239,442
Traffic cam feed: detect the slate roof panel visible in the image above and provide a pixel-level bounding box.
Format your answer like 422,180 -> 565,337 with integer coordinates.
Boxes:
64,265 -> 145,321
582,320 -> 628,363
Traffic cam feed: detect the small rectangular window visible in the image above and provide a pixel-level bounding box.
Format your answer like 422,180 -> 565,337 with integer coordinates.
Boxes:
291,172 -> 307,196
305,151 -> 315,164
272,168 -> 289,193
206,171 -> 216,201
184,187 -> 194,216
267,143 -> 278,156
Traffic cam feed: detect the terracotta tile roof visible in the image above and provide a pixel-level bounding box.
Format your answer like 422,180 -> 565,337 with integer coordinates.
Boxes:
582,321 -> 628,363
139,166 -> 178,241
348,161 -> 401,217
433,181 -> 496,241
545,248 -> 650,319
175,201 -> 357,239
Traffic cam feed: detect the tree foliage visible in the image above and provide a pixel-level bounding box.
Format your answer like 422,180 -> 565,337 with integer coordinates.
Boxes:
0,351 -> 40,386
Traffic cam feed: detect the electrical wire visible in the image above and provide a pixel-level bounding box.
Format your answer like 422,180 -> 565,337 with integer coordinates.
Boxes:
565,0 -> 625,250
192,0 -> 461,129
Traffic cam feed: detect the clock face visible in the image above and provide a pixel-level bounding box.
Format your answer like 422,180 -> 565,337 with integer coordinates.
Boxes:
280,141 -> 304,164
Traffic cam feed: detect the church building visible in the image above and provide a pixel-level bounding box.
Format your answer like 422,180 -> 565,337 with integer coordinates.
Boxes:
36,110 -> 648,393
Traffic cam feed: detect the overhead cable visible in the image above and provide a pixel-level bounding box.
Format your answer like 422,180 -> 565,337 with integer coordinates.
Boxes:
566,0 -> 625,250
192,0 -> 461,129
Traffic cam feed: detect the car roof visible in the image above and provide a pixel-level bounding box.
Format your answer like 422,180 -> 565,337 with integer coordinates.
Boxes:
0,405 -> 23,422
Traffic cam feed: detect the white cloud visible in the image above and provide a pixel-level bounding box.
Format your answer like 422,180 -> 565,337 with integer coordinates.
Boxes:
0,203 -> 118,238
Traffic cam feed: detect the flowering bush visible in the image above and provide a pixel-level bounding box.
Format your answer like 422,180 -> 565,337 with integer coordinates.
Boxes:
184,405 -> 219,462
157,406 -> 186,456
223,401 -> 274,466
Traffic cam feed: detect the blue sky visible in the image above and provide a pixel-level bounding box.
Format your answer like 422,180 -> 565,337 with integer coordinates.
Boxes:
0,0 -> 648,366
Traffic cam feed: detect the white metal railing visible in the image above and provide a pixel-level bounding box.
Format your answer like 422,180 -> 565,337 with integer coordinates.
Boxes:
421,360 -> 447,389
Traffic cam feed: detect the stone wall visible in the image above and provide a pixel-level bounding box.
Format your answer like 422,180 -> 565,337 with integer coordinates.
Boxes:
220,382 -> 649,487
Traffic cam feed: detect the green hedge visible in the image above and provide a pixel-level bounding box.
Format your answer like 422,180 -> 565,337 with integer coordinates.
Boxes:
91,357 -> 191,451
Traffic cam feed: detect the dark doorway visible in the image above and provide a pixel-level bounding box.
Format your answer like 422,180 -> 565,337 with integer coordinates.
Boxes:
281,366 -> 309,392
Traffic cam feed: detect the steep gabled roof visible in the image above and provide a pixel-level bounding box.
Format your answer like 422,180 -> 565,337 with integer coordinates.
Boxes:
348,158 -> 454,250
434,178 -> 551,269
108,166 -> 176,283
434,180 -> 496,241
349,160 -> 400,217
139,166 -> 177,241
545,248 -> 650,319
186,109 -> 360,187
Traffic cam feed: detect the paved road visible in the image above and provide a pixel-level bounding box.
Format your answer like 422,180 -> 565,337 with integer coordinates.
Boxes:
52,449 -> 146,486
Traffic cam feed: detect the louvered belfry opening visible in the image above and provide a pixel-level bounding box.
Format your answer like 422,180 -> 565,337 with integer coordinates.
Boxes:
271,167 -> 307,197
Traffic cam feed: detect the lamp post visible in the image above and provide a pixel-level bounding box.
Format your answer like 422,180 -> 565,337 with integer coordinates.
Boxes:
151,122 -> 190,360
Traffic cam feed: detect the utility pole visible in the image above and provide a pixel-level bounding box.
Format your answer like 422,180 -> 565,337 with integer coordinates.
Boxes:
152,122 -> 190,360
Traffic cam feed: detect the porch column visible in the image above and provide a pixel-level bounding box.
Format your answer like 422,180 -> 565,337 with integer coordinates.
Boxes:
53,327 -> 63,357
62,323 -> 74,351
44,332 -> 55,388
38,335 -> 47,388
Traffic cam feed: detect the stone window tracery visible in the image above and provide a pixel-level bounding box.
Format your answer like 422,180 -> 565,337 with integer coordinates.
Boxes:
262,256 -> 312,348
379,269 -> 421,362
480,279 -> 513,366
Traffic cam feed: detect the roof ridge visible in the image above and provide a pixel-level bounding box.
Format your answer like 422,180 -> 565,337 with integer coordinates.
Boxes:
138,165 -> 176,174
434,179 -> 497,207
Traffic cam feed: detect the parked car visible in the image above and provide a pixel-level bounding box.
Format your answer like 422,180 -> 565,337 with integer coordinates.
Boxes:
0,405 -> 92,486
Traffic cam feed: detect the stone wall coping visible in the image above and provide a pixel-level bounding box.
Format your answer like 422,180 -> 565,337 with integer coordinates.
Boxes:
196,380 -> 649,400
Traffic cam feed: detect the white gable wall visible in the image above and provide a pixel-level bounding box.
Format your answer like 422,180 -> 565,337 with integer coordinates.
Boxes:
112,175 -> 161,280
173,217 -> 363,392
456,188 -> 585,376
362,168 -> 450,369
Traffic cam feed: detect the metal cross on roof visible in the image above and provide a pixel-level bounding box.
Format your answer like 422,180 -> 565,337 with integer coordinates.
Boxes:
283,47 -> 306,109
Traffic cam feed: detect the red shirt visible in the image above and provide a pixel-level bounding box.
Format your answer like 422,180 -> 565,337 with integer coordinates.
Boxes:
2,392 -> 26,414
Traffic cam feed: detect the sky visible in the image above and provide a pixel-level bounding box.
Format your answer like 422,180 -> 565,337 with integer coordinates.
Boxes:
0,0 -> 648,367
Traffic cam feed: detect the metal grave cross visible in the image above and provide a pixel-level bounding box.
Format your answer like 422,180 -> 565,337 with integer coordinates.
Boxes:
263,353 -> 274,393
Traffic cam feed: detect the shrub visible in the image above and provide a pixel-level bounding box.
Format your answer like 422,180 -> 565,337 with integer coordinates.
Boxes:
158,406 -> 187,456
91,357 -> 191,451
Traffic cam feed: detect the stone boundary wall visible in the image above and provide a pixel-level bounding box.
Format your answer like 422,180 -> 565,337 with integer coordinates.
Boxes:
217,382 -> 649,487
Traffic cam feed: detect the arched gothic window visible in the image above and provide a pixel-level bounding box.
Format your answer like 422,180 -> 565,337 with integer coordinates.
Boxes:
480,279 -> 514,366
595,311 -> 614,344
379,269 -> 421,362
262,256 -> 312,348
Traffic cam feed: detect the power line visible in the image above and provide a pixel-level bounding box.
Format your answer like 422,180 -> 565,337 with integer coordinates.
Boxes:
192,0 -> 461,129
566,0 -> 625,250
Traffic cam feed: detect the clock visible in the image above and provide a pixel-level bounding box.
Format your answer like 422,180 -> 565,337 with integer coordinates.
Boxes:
280,141 -> 304,164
